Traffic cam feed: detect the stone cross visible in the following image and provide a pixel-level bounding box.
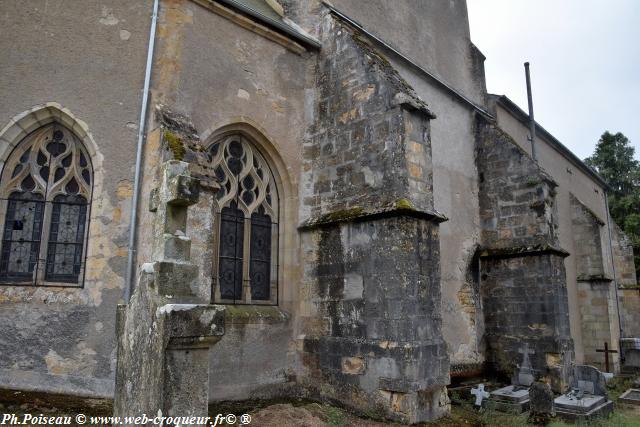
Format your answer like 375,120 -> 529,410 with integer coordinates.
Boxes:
471,384 -> 490,407
515,342 -> 535,386
519,342 -> 535,369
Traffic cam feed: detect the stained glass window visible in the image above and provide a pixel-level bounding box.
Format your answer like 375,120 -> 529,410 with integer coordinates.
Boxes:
0,124 -> 92,286
209,134 -> 278,304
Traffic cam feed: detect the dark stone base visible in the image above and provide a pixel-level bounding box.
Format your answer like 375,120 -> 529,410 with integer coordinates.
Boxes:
487,385 -> 530,414
480,252 -> 574,392
555,400 -> 614,423
302,336 -> 450,424
301,216 -> 450,423
619,389 -> 640,406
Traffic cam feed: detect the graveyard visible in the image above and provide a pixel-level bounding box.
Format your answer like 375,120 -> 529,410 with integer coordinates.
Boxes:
1,380 -> 640,427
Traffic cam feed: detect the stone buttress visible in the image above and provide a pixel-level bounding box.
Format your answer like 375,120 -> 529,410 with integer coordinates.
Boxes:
570,194 -> 621,372
113,160 -> 224,424
298,15 -> 449,423
476,119 -> 573,391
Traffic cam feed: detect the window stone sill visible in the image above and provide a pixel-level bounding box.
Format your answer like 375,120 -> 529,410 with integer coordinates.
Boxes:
0,281 -> 82,288
222,305 -> 290,325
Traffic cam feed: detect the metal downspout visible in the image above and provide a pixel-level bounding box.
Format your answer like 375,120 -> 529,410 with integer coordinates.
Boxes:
124,0 -> 159,302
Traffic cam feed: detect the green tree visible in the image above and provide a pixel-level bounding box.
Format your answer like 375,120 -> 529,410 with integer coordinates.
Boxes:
585,131 -> 640,282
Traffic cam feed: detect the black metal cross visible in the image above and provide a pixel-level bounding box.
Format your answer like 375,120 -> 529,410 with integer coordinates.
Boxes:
595,342 -> 618,373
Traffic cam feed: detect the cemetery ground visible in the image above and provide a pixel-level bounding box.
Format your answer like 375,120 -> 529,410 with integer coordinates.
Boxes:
1,377 -> 640,427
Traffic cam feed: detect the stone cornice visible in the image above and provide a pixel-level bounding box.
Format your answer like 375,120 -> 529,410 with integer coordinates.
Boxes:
479,244 -> 570,259
299,201 -> 448,230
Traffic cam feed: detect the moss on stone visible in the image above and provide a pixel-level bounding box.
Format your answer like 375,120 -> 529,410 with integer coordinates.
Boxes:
526,177 -> 541,187
319,207 -> 365,223
164,130 -> 185,161
224,305 -> 288,323
394,198 -> 416,210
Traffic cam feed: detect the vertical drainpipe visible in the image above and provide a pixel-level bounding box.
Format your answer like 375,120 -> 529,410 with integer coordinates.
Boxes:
524,62 -> 537,161
124,0 -> 159,302
605,191 -> 625,362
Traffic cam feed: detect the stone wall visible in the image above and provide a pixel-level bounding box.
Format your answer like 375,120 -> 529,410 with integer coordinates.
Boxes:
301,217 -> 449,423
620,289 -> 640,338
569,193 -> 620,371
0,0 -> 151,397
576,280 -> 620,371
612,222 -> 640,338
612,222 -> 638,288
476,120 -> 573,391
480,253 -> 573,389
132,0 -> 310,403
296,0 -> 486,105
301,17 -> 437,220
570,194 -> 605,280
477,124 -> 558,250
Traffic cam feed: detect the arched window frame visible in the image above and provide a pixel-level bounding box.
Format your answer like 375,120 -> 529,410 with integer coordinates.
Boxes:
207,132 -> 280,305
0,122 -> 94,287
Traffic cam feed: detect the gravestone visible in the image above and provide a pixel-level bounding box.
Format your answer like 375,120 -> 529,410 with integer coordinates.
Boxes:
621,338 -> 640,370
471,384 -> 490,407
618,389 -> 640,407
488,343 -> 535,413
554,365 -> 613,422
113,161 -> 225,424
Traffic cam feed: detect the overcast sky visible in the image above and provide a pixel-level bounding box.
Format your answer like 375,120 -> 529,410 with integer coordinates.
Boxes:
466,0 -> 640,161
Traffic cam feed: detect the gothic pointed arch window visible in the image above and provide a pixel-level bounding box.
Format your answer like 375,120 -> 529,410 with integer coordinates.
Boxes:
0,123 -> 93,286
208,133 -> 279,304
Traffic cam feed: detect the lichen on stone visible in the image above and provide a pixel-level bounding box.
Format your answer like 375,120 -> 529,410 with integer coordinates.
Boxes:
224,305 -> 288,324
526,177 -> 541,187
394,198 -> 416,211
164,130 -> 185,161
319,207 -> 365,223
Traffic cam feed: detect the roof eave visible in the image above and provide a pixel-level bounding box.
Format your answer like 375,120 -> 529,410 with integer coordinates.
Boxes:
211,0 -> 321,50
492,94 -> 611,192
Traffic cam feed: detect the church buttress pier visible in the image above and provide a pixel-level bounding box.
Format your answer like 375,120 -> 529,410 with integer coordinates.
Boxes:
298,16 -> 450,423
476,119 -> 574,391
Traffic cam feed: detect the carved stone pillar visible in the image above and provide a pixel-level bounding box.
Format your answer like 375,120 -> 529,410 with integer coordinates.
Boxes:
113,161 -> 224,424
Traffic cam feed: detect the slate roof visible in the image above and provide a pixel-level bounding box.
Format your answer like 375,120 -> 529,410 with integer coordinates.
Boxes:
215,0 -> 320,49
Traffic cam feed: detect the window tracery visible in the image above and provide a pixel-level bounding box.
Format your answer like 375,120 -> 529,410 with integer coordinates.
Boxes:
208,134 -> 278,304
0,124 -> 92,286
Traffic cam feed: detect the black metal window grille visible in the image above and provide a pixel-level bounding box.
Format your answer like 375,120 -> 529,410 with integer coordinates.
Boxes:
45,195 -> 88,283
0,192 -> 45,282
249,207 -> 272,301
209,134 -> 279,305
0,124 -> 93,287
218,202 -> 244,300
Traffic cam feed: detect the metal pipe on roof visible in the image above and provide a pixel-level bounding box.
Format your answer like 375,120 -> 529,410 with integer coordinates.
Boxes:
124,0 -> 159,303
524,62 -> 537,161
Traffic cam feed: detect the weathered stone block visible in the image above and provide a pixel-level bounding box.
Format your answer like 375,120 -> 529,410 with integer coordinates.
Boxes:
149,261 -> 199,299
166,174 -> 200,207
301,216 -> 449,423
154,233 -> 192,262
341,356 -> 366,375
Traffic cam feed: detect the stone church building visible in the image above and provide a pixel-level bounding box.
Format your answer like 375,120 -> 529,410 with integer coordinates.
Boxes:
0,0 -> 637,423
